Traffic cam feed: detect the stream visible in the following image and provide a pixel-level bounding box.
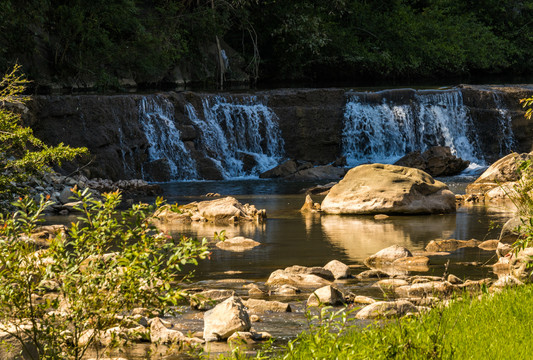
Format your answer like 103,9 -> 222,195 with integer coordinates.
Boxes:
75,176 -> 515,359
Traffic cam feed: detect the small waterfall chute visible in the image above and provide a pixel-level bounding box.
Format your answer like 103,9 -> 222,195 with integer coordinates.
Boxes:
138,96 -> 198,181
342,90 -> 485,167
185,96 -> 285,179
492,92 -> 517,157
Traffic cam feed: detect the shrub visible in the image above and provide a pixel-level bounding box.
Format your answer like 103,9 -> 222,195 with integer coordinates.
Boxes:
0,65 -> 87,210
0,188 -> 209,359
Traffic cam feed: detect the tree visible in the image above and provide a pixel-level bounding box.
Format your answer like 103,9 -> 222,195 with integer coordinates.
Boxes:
0,64 -> 87,209
0,189 -> 209,359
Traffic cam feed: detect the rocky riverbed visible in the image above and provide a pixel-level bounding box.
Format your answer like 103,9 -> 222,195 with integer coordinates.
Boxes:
4,152 -> 532,359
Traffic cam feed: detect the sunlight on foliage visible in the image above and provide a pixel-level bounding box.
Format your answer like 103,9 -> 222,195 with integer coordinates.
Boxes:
0,189 -> 209,359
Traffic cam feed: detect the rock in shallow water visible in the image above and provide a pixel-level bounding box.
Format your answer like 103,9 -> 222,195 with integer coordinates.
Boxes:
215,236 -> 260,252
321,164 -> 456,215
203,296 -> 251,342
355,300 -> 418,319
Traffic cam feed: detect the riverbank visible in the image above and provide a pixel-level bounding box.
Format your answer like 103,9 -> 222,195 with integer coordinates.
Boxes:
227,284 -> 533,359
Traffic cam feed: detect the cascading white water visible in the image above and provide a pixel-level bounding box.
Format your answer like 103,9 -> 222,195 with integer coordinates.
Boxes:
138,96 -> 198,180
492,93 -> 517,157
185,96 -> 285,178
342,90 -> 485,167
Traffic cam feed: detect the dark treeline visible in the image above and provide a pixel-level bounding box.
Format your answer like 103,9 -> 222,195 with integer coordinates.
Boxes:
1,0 -> 532,89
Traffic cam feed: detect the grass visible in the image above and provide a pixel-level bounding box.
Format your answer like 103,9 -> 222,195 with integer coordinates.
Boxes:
223,285 -> 533,360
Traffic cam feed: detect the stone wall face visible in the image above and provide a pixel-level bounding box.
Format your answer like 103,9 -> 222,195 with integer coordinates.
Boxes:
27,86 -> 533,181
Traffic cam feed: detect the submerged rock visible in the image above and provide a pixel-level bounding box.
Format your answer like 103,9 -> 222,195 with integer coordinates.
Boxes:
425,239 -> 481,252
243,299 -> 291,313
478,239 -> 499,251
321,164 -> 456,215
356,269 -> 391,280
215,236 -> 261,252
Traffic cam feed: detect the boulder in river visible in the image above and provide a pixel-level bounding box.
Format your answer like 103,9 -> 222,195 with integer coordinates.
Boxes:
153,196 -> 266,227
203,296 -> 251,342
300,194 -> 322,212
466,151 -> 533,197
284,265 -> 335,281
394,146 -> 470,177
259,160 -> 299,178
215,236 -> 260,252
190,289 -> 235,310
321,164 -> 456,215
395,281 -> 453,298
364,245 -> 413,267
284,165 -> 346,181
355,300 -> 418,319
425,239 -> 481,252
265,269 -> 331,288
323,260 -> 351,279
306,285 -> 345,307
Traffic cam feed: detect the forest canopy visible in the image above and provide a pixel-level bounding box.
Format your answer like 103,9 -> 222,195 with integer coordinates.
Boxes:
1,0 -> 531,88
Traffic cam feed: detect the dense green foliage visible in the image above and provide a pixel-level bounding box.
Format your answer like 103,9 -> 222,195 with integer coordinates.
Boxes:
0,0 -> 531,87
0,189 -> 209,359
225,286 -> 533,359
0,65 -> 86,207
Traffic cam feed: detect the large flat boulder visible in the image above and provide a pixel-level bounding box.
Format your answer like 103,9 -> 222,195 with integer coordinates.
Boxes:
321,164 -> 456,215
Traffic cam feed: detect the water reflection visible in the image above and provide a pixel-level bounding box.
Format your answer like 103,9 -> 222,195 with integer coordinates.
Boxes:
319,214 -> 457,261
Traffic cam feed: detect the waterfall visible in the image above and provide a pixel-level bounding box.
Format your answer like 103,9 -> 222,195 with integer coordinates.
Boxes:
492,93 -> 517,157
185,96 -> 285,179
138,96 -> 198,180
342,90 -> 485,167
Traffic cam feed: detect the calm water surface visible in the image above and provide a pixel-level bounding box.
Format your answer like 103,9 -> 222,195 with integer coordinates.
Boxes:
156,178 -> 513,282
81,178 -> 515,359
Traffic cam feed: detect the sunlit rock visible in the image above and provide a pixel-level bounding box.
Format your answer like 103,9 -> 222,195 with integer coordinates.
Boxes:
321,164 -> 456,215
265,269 -> 331,288
323,260 -> 351,279
355,300 -> 418,319
306,285 -> 345,307
364,245 -> 413,267
215,236 -> 260,252
425,239 -> 480,252
203,296 -> 251,342
243,299 -> 291,313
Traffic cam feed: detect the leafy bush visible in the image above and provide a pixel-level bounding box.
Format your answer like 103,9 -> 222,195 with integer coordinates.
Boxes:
0,65 -> 87,209
0,189 -> 209,359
